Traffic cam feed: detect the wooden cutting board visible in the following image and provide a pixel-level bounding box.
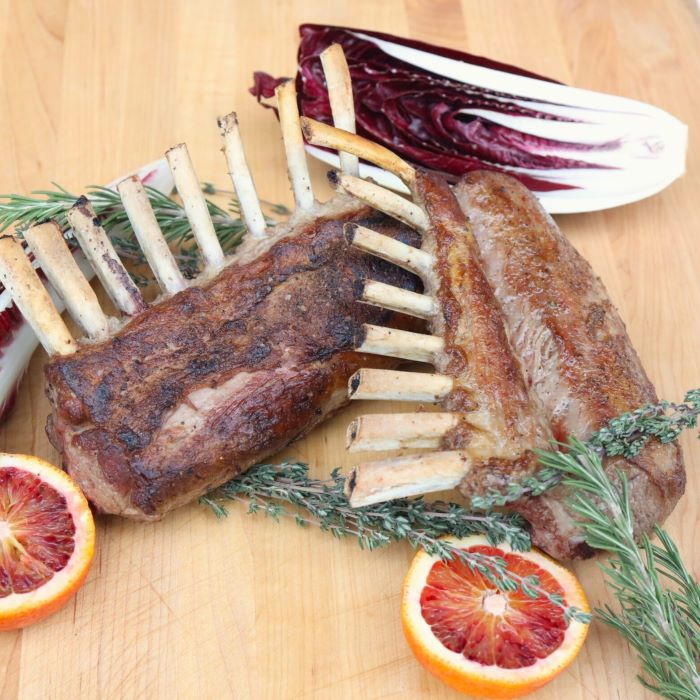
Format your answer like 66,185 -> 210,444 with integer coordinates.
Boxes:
0,1 -> 698,698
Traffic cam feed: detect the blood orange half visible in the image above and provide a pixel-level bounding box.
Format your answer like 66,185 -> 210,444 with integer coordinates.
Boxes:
0,453 -> 95,630
401,535 -> 589,698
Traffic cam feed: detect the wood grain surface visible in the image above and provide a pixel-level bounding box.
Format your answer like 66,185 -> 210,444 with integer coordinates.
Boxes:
0,1 -> 698,698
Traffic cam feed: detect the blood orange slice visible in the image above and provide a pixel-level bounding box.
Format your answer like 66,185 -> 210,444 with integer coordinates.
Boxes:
401,535 -> 589,698
0,453 -> 95,630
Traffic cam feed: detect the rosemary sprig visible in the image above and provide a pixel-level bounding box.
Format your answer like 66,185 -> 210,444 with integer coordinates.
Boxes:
540,439 -> 700,700
201,462 -> 591,623
0,182 -> 288,280
470,389 -> 700,511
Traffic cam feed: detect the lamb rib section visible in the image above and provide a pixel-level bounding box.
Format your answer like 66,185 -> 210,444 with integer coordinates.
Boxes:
0,57 -> 427,521
300,115 -> 685,560
45,205 -> 421,519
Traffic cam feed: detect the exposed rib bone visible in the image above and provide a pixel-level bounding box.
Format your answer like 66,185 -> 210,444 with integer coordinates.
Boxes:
0,235 -> 77,356
346,451 -> 468,507
347,413 -> 459,452
357,324 -> 443,363
361,280 -> 435,319
24,222 -> 109,340
218,112 -> 267,238
67,198 -> 147,316
320,43 -> 359,176
344,223 -> 434,277
276,80 -> 314,211
348,368 -> 453,402
166,143 -> 225,270
301,117 -> 416,187
117,176 -> 187,295
328,172 -> 428,231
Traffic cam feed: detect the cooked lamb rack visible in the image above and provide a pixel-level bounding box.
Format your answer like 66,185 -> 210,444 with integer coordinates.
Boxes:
301,116 -> 685,559
0,49 -> 425,519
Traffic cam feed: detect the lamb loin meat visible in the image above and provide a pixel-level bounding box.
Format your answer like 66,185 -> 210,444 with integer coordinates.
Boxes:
44,200 -> 421,519
453,171 -> 685,557
301,116 -> 686,559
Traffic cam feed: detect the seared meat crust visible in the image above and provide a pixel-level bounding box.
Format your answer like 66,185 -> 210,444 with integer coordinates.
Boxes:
454,171 -> 685,558
45,205 -> 422,519
415,171 -> 551,460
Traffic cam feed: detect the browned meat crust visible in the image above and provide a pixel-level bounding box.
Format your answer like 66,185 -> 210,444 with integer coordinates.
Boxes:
454,171 -> 685,559
45,205 -> 422,519
415,171 -> 551,460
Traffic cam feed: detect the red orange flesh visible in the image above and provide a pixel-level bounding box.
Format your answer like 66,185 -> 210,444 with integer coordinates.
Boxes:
402,535 -> 589,698
0,453 -> 94,630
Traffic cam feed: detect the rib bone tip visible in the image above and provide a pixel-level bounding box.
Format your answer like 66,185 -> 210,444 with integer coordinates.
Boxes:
343,469 -> 357,500
299,116 -> 312,138
327,169 -> 340,188
165,142 -> 186,156
345,419 -> 359,449
274,77 -> 293,92
348,370 -> 362,396
116,174 -> 139,192
320,42 -> 343,59
217,112 -> 238,132
343,222 -> 358,244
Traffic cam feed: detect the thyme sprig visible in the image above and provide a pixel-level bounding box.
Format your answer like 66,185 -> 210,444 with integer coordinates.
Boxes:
0,182 -> 288,280
201,462 -> 591,623
470,389 -> 700,511
203,391 -> 700,698
540,439 -> 700,700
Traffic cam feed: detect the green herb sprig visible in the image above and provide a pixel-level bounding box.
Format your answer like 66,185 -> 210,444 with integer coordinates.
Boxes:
540,439 -> 700,700
0,182 -> 288,280
201,462 -> 591,624
204,392 -> 700,699
470,389 -> 700,511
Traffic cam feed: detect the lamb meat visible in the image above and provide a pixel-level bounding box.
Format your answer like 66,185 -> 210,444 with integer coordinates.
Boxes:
0,70 -> 424,520
301,116 -> 685,559
43,201 -> 421,519
452,171 -> 685,557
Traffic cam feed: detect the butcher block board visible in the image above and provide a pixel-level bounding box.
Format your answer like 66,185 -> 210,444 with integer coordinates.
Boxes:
0,1 -> 698,698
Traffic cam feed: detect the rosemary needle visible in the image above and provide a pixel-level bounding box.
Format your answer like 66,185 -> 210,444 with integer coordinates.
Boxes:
540,440 -> 700,700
